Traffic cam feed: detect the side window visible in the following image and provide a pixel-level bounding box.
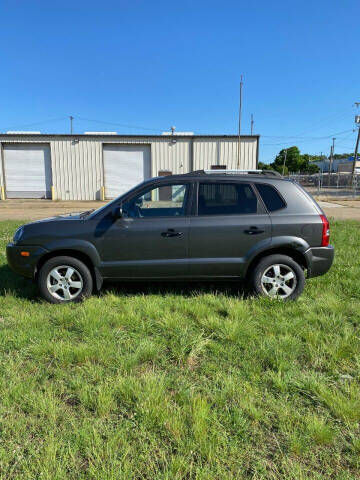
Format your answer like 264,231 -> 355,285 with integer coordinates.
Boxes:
198,182 -> 257,215
256,184 -> 286,212
122,183 -> 189,218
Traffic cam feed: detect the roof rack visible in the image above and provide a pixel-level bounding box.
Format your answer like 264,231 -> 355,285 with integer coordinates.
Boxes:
188,169 -> 282,177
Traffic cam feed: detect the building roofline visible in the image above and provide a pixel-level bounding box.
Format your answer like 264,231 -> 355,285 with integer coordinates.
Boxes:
0,133 -> 260,140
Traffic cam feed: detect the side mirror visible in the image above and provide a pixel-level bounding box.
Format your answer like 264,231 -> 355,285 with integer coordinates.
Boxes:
112,206 -> 123,219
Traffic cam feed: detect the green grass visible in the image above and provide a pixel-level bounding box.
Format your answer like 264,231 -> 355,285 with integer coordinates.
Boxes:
0,219 -> 359,479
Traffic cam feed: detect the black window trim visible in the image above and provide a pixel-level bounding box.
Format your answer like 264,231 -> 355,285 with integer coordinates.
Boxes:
253,182 -> 287,213
118,180 -> 194,219
194,180 -> 265,217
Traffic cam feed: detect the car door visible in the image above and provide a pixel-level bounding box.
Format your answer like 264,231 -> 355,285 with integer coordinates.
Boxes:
188,180 -> 271,277
98,181 -> 192,279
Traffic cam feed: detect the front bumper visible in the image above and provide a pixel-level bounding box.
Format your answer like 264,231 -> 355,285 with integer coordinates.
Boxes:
6,243 -> 48,278
305,245 -> 334,278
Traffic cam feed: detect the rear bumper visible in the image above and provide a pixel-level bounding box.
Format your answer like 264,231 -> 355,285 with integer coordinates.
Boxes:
6,243 -> 48,278
305,245 -> 334,278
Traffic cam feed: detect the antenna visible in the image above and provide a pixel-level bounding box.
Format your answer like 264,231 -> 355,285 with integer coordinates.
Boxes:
351,103 -> 360,185
237,75 -> 244,168
328,137 -> 336,185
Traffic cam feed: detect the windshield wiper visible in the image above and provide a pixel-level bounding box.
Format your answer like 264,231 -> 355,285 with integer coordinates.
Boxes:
79,209 -> 95,218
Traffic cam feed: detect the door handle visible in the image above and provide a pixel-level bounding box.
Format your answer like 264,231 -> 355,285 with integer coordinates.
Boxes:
244,226 -> 264,235
161,229 -> 183,238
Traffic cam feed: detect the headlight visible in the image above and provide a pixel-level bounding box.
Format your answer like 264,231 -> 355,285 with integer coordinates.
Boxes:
13,226 -> 24,243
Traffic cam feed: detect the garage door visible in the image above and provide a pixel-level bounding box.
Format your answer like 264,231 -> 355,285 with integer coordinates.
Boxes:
4,144 -> 52,198
103,145 -> 151,199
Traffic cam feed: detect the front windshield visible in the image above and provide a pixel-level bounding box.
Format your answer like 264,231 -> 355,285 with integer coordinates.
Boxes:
88,180 -> 150,219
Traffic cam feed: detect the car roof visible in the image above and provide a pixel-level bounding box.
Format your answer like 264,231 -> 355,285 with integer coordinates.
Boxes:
150,170 -> 290,183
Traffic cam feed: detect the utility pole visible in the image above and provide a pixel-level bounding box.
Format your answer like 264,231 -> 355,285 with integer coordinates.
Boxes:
350,110 -> 360,187
250,114 -> 254,136
69,116 -> 74,134
328,137 -> 335,186
282,149 -> 288,176
237,75 -> 243,168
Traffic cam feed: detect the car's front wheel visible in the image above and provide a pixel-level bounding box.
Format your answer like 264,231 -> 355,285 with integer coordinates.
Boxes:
38,256 -> 93,304
250,254 -> 305,300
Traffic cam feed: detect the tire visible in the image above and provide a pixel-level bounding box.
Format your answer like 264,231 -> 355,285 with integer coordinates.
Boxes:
250,254 -> 305,301
38,256 -> 93,304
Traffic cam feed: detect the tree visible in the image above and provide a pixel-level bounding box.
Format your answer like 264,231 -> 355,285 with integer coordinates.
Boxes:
307,163 -> 320,174
333,153 -> 352,160
270,146 -> 301,173
300,153 -> 311,172
258,161 -> 272,170
269,147 -> 321,174
267,147 -> 357,175
300,154 -> 319,173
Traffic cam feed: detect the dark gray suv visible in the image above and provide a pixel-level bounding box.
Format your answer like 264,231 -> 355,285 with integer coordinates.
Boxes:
6,170 -> 334,303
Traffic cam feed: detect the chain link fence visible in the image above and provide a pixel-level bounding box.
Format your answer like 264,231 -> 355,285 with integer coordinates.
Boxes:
288,172 -> 360,197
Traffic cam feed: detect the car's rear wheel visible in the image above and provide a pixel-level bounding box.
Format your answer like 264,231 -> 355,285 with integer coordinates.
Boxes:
38,256 -> 93,304
250,254 -> 305,300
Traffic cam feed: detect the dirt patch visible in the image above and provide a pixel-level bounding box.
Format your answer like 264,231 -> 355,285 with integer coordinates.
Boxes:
322,206 -> 360,221
1,198 -> 360,222
0,200 -> 106,221
317,199 -> 360,220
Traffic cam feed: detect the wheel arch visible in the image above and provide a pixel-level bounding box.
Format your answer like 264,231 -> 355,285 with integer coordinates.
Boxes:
245,247 -> 308,280
36,249 -> 103,290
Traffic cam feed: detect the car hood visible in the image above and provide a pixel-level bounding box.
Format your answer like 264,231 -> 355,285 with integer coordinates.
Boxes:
30,212 -> 85,223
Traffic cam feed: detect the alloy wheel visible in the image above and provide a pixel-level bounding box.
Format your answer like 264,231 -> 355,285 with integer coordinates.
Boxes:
260,263 -> 297,299
46,265 -> 83,301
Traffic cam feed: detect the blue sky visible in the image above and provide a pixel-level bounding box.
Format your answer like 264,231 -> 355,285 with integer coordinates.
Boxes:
0,0 -> 359,163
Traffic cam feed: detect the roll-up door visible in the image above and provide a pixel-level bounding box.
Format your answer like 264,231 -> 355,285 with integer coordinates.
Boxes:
4,144 -> 52,198
103,144 -> 151,199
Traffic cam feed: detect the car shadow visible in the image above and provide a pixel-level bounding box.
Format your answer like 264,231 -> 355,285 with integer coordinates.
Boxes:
100,279 -> 251,299
0,264 -> 250,301
0,264 -> 39,300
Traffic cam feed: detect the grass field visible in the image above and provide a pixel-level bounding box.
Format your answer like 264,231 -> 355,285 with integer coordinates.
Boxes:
0,220 -> 359,479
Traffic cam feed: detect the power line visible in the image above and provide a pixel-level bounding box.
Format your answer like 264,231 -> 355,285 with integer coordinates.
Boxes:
261,129 -> 352,139
290,109 -> 353,137
0,115 -> 168,134
76,116 -> 164,132
333,131 -> 356,146
0,117 -> 68,132
256,107 -> 351,124
330,146 -> 355,151
261,129 -> 353,146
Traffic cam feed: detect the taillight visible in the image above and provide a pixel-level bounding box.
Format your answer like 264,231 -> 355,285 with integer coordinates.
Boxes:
320,214 -> 330,247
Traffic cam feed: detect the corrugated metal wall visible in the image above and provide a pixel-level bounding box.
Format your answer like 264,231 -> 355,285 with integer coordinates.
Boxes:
0,135 -> 258,200
193,138 -> 257,170
0,144 -> 4,189
51,139 -> 103,200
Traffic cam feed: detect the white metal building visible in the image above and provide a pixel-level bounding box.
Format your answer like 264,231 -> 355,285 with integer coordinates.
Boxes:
0,133 -> 259,200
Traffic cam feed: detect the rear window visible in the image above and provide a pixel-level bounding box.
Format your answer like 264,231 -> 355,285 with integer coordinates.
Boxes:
198,182 -> 257,215
256,184 -> 286,212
